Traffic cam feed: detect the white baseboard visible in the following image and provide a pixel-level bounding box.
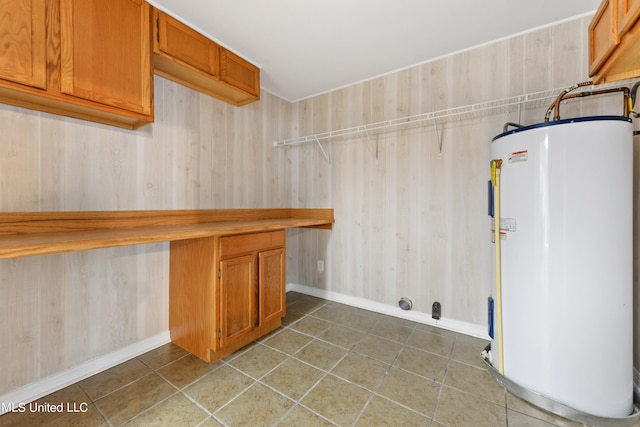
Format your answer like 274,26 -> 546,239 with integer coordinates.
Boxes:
0,331 -> 171,414
286,283 -> 489,340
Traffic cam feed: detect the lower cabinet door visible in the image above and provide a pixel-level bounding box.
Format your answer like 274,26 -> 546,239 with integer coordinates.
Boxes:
219,254 -> 256,348
259,247 -> 285,324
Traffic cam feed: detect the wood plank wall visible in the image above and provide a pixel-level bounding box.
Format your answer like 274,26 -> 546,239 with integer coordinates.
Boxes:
1,14 -> 638,396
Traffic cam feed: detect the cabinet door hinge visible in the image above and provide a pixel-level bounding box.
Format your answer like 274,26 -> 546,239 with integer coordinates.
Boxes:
217,328 -> 221,339
156,18 -> 160,43
218,269 -> 221,279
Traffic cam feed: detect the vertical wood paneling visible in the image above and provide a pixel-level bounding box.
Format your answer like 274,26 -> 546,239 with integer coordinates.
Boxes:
0,76 -> 289,395
2,14 -> 637,398
287,16 -> 606,328
0,106 -> 41,211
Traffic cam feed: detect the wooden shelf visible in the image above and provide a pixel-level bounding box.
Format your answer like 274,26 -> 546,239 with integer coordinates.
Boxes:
0,209 -> 334,259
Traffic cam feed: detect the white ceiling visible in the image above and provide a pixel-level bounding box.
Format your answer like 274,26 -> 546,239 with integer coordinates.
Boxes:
148,0 -> 602,102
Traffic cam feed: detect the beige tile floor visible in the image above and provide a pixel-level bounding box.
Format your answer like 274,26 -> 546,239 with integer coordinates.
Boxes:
0,292 -> 634,426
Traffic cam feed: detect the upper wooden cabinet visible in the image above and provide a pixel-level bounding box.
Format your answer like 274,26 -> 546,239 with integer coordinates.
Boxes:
589,0 -> 640,83
619,0 -> 640,35
0,0 -> 47,89
0,0 -> 153,129
59,0 -> 153,117
153,8 -> 260,106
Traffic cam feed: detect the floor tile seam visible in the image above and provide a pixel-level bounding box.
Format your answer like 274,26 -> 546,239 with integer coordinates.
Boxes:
386,347 -> 449,388
367,386 -> 437,419
286,371 -> 367,426
345,356 -> 417,426
283,349 -> 335,376
289,340 -> 352,374
85,401 -> 114,427
116,389 -> 195,426
280,350 -> 355,407
219,342 -> 260,363
135,351 -> 190,373
502,402 -> 564,426
295,302 -> 331,317
154,361 -> 223,392
430,384 -> 446,427
382,340 -> 449,416
277,323 -> 361,352
227,340 -> 328,382
210,380 -> 299,426
266,365 -> 332,406
307,313 -> 379,335
223,352 -> 290,384
398,341 -> 457,365
98,384 -> 181,425
368,330 -> 413,345
363,342 -> 443,419
327,356 -> 393,394
260,329 -> 329,354
307,310 -> 381,329
281,401 -> 341,426
350,391 -> 377,426
447,357 -> 489,371
175,388 -> 213,415
438,382 -> 508,408
179,365 -> 260,416
403,342 -> 455,359
88,370 -> 171,404
207,378 -> 263,421
299,332 -> 359,352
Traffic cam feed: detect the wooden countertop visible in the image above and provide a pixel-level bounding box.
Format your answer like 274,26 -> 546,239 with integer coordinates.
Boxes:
0,208 -> 334,259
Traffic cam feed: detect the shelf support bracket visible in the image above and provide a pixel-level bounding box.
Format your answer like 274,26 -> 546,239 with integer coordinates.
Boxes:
314,135 -> 331,163
435,120 -> 443,159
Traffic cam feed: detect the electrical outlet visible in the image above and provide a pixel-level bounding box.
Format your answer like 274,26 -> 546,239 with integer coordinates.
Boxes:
432,302 -> 441,320
317,260 -> 324,273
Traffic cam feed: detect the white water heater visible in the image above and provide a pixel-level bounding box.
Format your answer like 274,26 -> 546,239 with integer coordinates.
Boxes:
488,116 -> 634,420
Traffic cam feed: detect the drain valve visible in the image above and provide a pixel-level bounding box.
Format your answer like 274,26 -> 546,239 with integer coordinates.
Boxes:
398,297 -> 413,311
432,302 -> 441,319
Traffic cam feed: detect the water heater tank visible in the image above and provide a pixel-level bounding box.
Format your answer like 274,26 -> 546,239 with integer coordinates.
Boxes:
488,116 -> 634,421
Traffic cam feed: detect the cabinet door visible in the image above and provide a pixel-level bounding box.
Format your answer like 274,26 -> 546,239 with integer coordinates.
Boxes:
620,0 -> 640,35
219,255 -> 256,348
589,0 -> 619,76
0,0 -> 46,89
220,48 -> 260,97
59,0 -> 152,115
155,10 -> 218,77
259,247 -> 285,325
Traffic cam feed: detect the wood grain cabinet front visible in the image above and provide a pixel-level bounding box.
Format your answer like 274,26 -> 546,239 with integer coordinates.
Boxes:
0,0 -> 154,129
169,230 -> 285,362
153,8 -> 260,106
0,0 -> 47,89
589,0 -> 640,83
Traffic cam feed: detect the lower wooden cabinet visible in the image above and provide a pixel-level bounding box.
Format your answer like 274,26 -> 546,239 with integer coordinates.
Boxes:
169,230 -> 285,362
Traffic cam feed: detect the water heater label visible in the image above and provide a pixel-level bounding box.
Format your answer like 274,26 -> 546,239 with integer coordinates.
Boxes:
501,218 -> 517,232
509,150 -> 528,163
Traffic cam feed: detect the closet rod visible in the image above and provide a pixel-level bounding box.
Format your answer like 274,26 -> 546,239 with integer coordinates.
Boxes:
272,81 -> 630,148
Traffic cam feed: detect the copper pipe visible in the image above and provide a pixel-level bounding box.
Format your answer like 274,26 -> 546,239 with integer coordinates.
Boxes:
544,81 -> 593,122
552,87 -> 630,120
